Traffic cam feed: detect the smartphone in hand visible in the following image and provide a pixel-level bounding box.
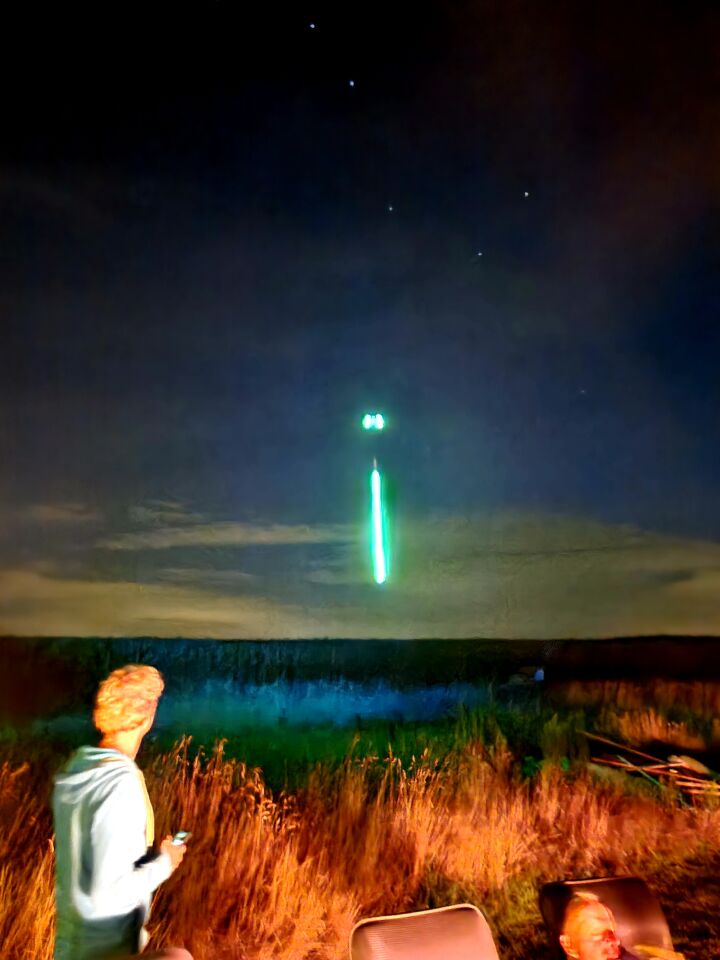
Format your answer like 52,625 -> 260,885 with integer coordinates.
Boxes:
171,830 -> 192,845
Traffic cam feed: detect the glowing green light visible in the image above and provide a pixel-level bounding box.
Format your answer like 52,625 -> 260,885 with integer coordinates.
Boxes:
362,413 -> 385,431
370,467 -> 388,584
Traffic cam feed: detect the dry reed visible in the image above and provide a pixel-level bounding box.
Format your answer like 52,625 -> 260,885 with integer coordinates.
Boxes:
552,680 -> 720,751
555,679 -> 720,718
2,737 -> 720,960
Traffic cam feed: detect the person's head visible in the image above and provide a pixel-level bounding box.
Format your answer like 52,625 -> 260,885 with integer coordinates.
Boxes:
559,893 -> 621,960
94,664 -> 164,753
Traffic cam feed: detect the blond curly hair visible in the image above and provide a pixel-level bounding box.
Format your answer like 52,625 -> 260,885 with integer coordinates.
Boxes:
561,892 -> 611,945
94,664 -> 165,736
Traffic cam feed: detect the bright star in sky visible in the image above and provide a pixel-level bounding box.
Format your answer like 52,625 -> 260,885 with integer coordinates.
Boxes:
348,80 -> 355,87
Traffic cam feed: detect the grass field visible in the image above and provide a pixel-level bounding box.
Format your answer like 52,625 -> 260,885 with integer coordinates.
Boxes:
2,700 -> 720,960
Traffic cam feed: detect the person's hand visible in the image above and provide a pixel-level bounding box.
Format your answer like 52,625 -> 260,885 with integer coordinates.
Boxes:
160,835 -> 187,872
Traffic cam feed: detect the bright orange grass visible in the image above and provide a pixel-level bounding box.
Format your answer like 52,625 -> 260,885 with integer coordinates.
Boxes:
2,737 -> 720,960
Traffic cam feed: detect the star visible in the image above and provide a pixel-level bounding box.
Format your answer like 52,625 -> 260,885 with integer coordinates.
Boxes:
477,251 -> 483,257
309,23 -> 316,29
524,191 -> 530,198
348,80 -> 355,88
388,204 -> 394,212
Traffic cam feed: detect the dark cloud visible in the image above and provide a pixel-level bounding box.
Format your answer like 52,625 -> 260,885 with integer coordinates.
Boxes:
1,1 -> 719,636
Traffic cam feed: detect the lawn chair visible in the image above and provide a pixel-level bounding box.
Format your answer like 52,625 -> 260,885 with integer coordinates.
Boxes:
539,876 -> 675,959
350,904 -> 499,960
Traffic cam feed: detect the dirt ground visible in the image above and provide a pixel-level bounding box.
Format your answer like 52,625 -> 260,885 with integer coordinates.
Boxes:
652,851 -> 720,958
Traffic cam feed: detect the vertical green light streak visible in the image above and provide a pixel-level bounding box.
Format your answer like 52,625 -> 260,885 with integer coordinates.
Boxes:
370,467 -> 387,584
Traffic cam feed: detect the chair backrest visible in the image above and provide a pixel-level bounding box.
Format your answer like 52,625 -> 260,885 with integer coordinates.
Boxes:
350,904 -> 499,960
539,876 -> 673,958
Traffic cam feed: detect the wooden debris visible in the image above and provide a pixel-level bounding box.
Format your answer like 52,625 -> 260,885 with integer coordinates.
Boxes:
582,731 -> 720,800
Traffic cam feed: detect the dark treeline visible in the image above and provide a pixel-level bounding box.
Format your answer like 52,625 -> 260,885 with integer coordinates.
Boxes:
1,636 -> 545,721
2,635 -> 719,723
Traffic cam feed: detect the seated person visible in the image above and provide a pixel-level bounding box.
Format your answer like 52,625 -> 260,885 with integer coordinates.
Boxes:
559,893 -> 683,960
559,892 -> 634,960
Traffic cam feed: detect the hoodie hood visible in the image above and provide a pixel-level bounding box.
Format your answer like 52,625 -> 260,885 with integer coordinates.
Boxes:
54,746 -> 137,806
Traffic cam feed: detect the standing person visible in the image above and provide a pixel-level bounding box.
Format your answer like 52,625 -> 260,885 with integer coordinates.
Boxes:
53,664 -> 192,960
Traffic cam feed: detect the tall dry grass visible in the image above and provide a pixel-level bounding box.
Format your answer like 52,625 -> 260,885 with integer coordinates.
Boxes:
0,760 -> 56,958
552,679 -> 720,750
2,737 -> 720,960
599,707 -> 711,751
555,679 -> 720,718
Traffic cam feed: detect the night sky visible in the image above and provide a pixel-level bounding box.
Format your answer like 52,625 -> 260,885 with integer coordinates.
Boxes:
1,1 -> 719,638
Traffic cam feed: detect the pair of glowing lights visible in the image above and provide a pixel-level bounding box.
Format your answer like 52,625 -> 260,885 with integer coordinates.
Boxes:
362,412 -> 385,431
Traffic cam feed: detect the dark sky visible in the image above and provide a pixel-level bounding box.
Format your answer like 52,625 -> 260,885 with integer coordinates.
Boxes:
1,1 -> 719,638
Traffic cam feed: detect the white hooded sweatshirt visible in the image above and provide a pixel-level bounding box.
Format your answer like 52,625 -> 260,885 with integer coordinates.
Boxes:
52,746 -> 172,960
